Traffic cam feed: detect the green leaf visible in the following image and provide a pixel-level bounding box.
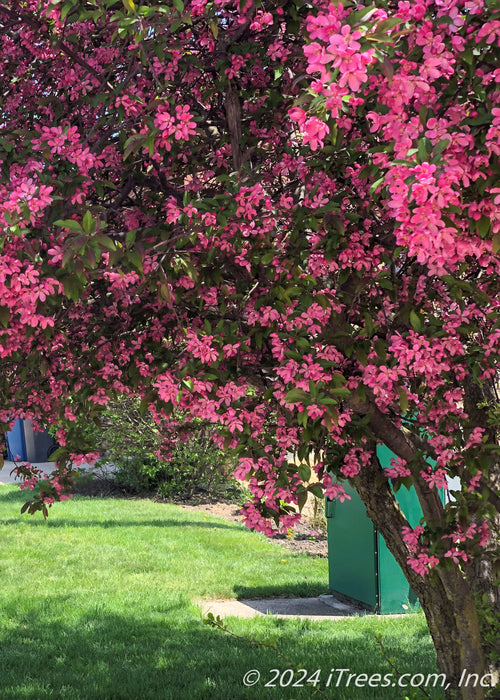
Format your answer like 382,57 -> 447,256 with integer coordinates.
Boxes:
173,0 -> 184,12
60,1 -> 77,21
431,138 -> 450,162
314,293 -> 330,309
492,234 -> 500,255
417,137 -> 431,162
329,387 -> 351,398
297,411 -> 308,427
370,176 -> 385,195
54,219 -> 83,233
298,464 -> 312,482
71,234 -> 89,251
122,0 -> 136,11
61,276 -> 82,301
465,113 -> 491,127
419,105 -> 428,126
209,19 -> 218,39
308,484 -> 324,499
159,283 -> 172,302
82,210 -> 93,234
373,17 -> 402,32
326,406 -> 339,427
123,134 -> 146,161
297,489 -> 308,512
374,340 -> 387,361
349,6 -> 378,24
398,387 -> 409,414
0,305 -> 10,328
409,310 -> 422,332
128,249 -> 143,273
94,234 -> 116,251
476,216 -> 490,238
379,278 -> 393,291
47,447 -> 65,463
356,348 -> 368,367
285,388 -> 309,404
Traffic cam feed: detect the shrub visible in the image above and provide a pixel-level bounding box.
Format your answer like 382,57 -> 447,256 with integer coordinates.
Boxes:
66,396 -> 242,500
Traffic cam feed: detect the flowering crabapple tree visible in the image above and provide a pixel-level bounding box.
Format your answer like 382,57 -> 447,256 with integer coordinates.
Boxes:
0,0 -> 499,696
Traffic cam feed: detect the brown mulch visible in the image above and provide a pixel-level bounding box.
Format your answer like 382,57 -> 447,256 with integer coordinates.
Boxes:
74,476 -> 328,557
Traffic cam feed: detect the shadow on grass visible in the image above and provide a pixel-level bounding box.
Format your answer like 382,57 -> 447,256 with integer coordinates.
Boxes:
234,583 -> 331,600
0,486 -> 244,530
0,487 -> 29,503
0,596 -> 441,700
0,516 -> 241,530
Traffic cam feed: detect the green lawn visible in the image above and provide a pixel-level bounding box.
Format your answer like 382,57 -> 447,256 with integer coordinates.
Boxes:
0,485 -> 443,699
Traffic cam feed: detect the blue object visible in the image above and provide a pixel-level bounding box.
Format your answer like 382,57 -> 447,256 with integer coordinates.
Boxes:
5,419 -> 56,462
6,419 -> 27,461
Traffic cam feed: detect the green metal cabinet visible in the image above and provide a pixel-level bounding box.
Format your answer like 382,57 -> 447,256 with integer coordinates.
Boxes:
326,444 -> 443,614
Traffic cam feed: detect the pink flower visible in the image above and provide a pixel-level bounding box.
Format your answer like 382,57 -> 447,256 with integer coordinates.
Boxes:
402,525 -> 424,553
421,466 -> 448,490
327,25 -> 362,58
288,107 -> 307,127
250,11 -> 273,32
185,331 -> 219,364
337,53 -> 371,93
444,548 -> 468,564
468,471 -> 482,492
385,457 -> 411,479
302,117 -> 329,151
306,404 -> 325,419
323,475 -> 350,502
173,105 -> 197,140
303,42 -> 330,82
408,553 -> 440,576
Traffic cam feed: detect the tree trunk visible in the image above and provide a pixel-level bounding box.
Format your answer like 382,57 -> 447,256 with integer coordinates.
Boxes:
462,375 -> 500,686
469,515 -> 500,686
351,454 -> 491,700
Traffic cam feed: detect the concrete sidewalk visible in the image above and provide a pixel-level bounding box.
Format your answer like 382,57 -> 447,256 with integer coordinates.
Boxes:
0,460 -> 56,484
0,460 -> 112,484
199,595 -> 370,620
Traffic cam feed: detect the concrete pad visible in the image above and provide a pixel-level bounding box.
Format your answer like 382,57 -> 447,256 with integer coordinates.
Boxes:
0,460 -> 116,485
0,461 -> 52,484
318,594 -> 361,613
199,595 -> 367,620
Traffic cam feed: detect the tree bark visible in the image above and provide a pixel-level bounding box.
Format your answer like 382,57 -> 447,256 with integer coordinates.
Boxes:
225,82 -> 242,171
463,375 -> 500,683
350,451 -> 490,700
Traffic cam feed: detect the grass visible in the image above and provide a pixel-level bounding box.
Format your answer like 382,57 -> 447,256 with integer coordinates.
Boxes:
0,485 -> 444,699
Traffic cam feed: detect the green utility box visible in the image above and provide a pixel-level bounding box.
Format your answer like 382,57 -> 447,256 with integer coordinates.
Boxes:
326,444 -> 444,614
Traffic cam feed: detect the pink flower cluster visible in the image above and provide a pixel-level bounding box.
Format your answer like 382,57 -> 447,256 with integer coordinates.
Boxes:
323,474 -> 350,502
32,125 -> 98,176
420,465 -> 448,490
289,107 -> 329,151
15,464 -> 74,509
185,330 -> 220,364
408,552 -> 440,576
384,457 -> 411,480
402,525 -> 439,575
303,6 -> 376,94
154,104 -> 197,151
340,446 -> 372,478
